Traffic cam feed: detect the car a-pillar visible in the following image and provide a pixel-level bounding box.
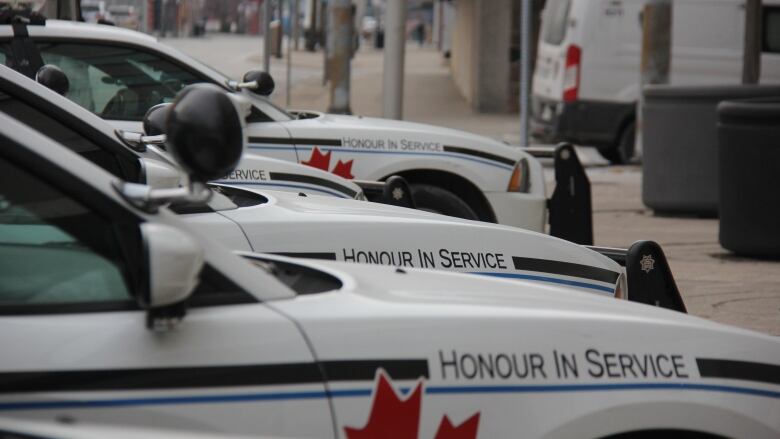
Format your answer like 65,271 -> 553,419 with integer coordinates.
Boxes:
388,169 -> 496,223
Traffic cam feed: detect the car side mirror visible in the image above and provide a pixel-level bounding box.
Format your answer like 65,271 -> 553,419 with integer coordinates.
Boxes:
166,83 -> 246,183
35,65 -> 69,96
114,84 -> 245,212
139,223 -> 204,331
233,70 -> 275,96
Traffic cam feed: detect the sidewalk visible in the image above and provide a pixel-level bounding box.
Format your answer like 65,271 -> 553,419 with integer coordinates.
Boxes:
165,35 -> 780,336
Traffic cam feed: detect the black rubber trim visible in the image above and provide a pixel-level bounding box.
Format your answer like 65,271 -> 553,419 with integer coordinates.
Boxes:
697,358 -> 780,386
270,252 -> 338,260
442,146 -> 516,166
512,256 -> 620,284
249,137 -> 342,147
269,172 -> 357,197
0,359 -> 429,393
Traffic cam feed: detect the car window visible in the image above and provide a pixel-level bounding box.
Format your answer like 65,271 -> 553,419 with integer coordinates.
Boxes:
0,91 -> 130,179
0,154 -> 133,308
35,42 -> 202,121
542,0 -> 571,45
764,6 -> 780,53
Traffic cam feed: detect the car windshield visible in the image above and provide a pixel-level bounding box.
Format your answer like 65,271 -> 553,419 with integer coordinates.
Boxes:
542,0 -> 571,45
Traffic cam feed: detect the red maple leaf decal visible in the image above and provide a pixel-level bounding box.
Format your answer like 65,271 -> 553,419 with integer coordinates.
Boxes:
434,414 -> 480,439
302,147 -> 332,171
344,371 -> 423,439
332,159 -> 355,179
344,370 -> 480,439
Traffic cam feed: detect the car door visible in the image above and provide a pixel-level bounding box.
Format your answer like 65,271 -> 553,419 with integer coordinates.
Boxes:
0,135 -> 334,437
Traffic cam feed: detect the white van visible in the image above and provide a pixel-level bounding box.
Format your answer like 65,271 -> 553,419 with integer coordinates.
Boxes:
532,0 -> 780,163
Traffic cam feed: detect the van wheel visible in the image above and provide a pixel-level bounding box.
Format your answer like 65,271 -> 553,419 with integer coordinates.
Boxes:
599,122 -> 636,165
410,184 -> 479,220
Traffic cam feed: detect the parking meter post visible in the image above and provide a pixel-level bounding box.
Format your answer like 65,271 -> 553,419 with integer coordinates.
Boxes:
326,0 -> 352,114
519,0 -> 532,147
264,0 -> 273,73
292,0 -> 300,50
743,0 -> 762,84
383,0 -> 407,120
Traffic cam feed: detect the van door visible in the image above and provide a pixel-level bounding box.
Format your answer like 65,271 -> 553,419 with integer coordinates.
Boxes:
0,145 -> 333,437
533,0 -> 572,103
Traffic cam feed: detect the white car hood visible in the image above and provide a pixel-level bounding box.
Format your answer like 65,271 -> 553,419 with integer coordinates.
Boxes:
216,188 -> 622,296
286,113 -> 526,161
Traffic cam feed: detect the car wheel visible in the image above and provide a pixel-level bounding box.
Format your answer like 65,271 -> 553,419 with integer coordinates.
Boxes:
410,183 -> 479,220
598,122 -> 636,165
616,122 -> 636,164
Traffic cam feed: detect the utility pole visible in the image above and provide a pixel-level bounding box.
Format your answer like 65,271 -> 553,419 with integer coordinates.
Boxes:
264,0 -> 273,73
743,0 -> 762,84
637,0 -> 672,160
383,0 -> 406,120
519,0 -> 532,146
326,0 -> 353,114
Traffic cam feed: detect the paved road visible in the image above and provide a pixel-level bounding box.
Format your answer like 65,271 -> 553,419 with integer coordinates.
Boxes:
164,34 -> 780,336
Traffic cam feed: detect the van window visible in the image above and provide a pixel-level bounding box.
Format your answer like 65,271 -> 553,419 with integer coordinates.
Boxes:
764,7 -> 780,53
542,0 -> 572,45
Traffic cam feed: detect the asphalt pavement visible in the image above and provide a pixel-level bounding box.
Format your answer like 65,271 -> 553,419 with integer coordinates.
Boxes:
164,34 -> 780,336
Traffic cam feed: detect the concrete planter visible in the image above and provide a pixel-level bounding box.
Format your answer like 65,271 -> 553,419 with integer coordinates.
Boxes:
642,85 -> 780,216
718,97 -> 780,257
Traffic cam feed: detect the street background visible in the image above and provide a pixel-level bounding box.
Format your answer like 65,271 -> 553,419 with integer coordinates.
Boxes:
166,34 -> 780,336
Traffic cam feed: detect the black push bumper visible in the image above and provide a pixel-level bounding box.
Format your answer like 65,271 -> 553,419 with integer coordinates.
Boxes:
589,241 -> 687,313
355,176 -> 416,209
525,143 -> 593,245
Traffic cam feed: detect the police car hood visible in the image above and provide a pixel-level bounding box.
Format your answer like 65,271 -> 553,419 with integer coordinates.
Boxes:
286,113 -> 526,161
219,188 -> 621,276
257,253 -> 779,349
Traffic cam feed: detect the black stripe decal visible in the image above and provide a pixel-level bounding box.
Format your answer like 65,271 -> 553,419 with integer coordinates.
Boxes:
443,146 -> 516,166
512,257 -> 620,284
249,137 -> 343,147
270,252 -> 338,260
0,359 -> 428,393
697,358 -> 780,386
269,172 -> 358,198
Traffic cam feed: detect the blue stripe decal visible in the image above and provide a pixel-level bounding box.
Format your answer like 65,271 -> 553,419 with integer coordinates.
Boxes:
1,382 -> 778,411
471,272 -> 615,295
213,181 -> 351,199
247,145 -> 515,171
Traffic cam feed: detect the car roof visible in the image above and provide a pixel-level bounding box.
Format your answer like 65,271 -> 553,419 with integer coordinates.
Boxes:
0,18 -> 156,43
0,20 -> 229,85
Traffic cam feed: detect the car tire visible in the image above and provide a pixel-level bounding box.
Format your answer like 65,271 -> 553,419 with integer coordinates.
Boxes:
598,122 -> 636,165
410,183 -> 479,220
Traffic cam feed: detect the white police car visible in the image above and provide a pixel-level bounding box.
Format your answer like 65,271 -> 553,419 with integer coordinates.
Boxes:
0,87 -> 778,439
0,14 -> 593,242
0,61 -> 684,303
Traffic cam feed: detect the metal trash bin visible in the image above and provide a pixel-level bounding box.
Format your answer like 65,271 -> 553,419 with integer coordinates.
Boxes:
642,85 -> 780,216
718,97 -> 780,257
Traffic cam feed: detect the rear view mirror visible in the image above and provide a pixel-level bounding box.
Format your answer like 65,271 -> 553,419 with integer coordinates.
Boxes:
115,84 -> 245,212
139,223 -> 204,331
166,83 -> 246,183
35,65 -> 69,96
237,70 -> 275,96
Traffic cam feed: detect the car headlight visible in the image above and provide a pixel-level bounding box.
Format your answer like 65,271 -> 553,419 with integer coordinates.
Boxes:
507,158 -> 530,193
614,271 -> 628,300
